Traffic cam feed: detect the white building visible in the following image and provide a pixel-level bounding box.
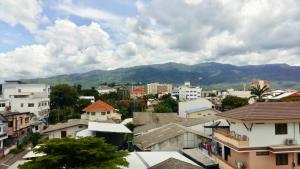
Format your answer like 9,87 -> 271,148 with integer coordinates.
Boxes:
79,96 -> 95,103
178,98 -> 213,118
215,102 -> 300,169
1,81 -> 50,120
97,85 -> 117,95
146,83 -> 172,95
0,98 -> 9,111
172,82 -> 202,101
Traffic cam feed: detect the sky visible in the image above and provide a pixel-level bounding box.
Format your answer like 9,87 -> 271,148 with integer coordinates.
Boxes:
1,0 -> 300,81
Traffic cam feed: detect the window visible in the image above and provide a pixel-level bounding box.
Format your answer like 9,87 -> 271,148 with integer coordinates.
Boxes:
256,152 -> 269,156
101,112 -> 106,116
275,123 -> 287,135
18,89 -> 21,93
28,103 -> 34,107
61,131 -> 67,138
25,117 -> 29,123
276,154 -> 288,165
35,126 -> 39,131
0,103 -> 5,107
107,111 -> 110,114
87,112 -> 90,115
21,103 -> 23,107
20,117 -> 23,125
298,153 -> 300,165
8,121 -> 13,127
91,112 -> 95,116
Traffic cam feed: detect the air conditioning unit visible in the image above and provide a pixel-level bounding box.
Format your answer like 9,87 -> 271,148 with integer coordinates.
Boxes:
286,138 -> 297,146
236,160 -> 245,169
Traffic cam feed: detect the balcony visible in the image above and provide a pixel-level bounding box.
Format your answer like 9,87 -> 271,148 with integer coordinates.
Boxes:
0,133 -> 8,140
215,128 -> 249,148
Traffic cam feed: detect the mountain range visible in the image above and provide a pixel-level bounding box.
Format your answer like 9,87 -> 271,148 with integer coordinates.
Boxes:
22,62 -> 300,90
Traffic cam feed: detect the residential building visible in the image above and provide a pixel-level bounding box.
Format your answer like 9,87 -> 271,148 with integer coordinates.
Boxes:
221,89 -> 251,99
1,81 -> 50,120
0,114 -> 8,157
215,102 -> 300,169
146,83 -> 172,95
79,96 -> 95,103
172,82 -> 202,101
123,151 -> 202,169
0,98 -> 9,111
97,85 -> 117,95
178,99 -> 213,118
42,119 -> 89,139
76,121 -> 132,146
2,111 -> 32,144
130,86 -> 145,98
133,123 -> 208,151
251,79 -> 270,87
81,100 -> 121,122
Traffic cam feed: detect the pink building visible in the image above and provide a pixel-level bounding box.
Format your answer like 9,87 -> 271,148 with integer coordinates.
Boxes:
215,102 -> 300,169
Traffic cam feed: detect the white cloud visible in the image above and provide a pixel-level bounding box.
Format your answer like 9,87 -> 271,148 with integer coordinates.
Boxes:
56,0 -> 122,22
0,0 -> 48,32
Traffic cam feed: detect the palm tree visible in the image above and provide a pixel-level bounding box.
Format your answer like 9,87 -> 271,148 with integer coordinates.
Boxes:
250,85 -> 270,102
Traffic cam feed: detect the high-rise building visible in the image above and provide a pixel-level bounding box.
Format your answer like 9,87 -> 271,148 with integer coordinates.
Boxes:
146,83 -> 172,95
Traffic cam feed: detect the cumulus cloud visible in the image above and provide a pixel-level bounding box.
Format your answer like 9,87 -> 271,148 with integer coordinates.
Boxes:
0,0 -> 48,32
2,0 -> 300,80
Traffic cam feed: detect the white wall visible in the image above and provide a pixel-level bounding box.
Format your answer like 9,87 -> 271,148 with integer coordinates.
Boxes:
47,125 -> 87,139
249,123 -> 300,147
178,99 -> 212,118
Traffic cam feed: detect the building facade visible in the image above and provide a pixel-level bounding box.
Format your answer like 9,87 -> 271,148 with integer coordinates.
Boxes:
147,83 -> 172,95
1,81 -> 50,120
215,102 -> 300,169
172,82 -> 202,101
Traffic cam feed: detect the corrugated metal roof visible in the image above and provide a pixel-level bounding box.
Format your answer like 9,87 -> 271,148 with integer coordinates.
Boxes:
88,122 -> 132,133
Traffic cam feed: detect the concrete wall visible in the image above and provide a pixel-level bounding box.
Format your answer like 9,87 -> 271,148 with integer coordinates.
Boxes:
47,125 -> 87,139
81,110 -> 120,121
186,109 -> 218,118
249,123 -> 300,147
150,132 -> 200,151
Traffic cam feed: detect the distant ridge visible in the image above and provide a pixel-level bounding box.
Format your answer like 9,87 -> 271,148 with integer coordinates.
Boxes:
21,62 -> 300,90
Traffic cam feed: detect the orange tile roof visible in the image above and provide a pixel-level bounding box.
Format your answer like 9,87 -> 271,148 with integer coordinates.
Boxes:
83,100 -> 114,112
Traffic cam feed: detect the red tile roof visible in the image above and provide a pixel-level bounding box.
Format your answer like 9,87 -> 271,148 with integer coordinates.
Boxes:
217,102 -> 300,121
83,100 -> 114,112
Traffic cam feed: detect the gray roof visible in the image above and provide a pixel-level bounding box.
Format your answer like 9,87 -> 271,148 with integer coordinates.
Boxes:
133,123 -> 208,150
181,149 -> 218,167
42,119 -> 89,133
133,113 -> 219,134
149,158 -> 203,169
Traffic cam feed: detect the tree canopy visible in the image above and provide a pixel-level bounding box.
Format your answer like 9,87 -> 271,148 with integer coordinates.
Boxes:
154,94 -> 178,113
250,85 -> 269,102
19,137 -> 128,169
222,95 -> 248,111
50,84 -> 79,109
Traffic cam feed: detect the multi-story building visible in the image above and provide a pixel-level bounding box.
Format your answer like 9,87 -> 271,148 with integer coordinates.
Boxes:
1,81 -> 50,120
0,114 -> 8,157
172,82 -> 202,101
0,98 -> 9,111
2,111 -> 32,144
146,83 -> 172,95
214,102 -> 300,169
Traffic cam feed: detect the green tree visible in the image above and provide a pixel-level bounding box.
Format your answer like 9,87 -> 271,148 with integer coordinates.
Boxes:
50,84 -> 79,109
19,137 -> 128,169
154,103 -> 173,113
250,85 -> 269,102
222,95 -> 249,111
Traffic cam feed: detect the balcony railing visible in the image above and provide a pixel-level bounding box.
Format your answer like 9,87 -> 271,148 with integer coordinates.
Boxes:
215,128 -> 249,148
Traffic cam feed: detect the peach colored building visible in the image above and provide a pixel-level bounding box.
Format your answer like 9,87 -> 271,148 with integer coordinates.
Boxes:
215,102 -> 300,169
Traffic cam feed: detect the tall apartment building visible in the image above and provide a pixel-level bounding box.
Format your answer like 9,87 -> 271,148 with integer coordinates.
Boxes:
1,81 -> 50,120
215,102 -> 300,169
172,82 -> 202,101
146,83 -> 172,95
